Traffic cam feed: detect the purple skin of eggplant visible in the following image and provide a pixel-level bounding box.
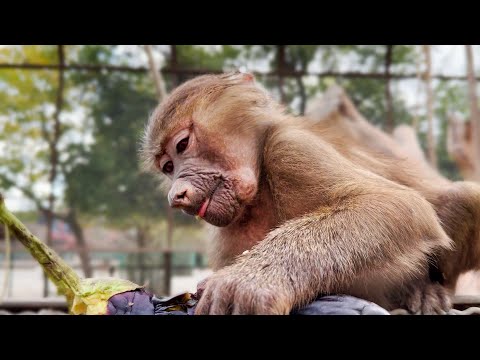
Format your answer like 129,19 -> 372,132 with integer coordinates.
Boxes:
105,288 -> 389,315
106,289 -> 198,315
106,289 -> 155,315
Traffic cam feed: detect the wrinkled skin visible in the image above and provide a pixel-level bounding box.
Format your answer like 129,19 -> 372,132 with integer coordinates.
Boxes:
158,125 -> 258,228
170,169 -> 240,227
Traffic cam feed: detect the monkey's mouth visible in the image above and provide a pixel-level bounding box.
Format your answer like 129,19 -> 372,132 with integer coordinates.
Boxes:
196,181 -> 222,220
197,198 -> 211,218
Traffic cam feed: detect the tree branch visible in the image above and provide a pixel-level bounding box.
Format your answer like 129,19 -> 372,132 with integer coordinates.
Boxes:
277,45 -> 286,103
143,45 -> 167,101
423,45 -> 437,167
466,45 -> 480,162
0,173 -> 48,212
384,45 -> 394,132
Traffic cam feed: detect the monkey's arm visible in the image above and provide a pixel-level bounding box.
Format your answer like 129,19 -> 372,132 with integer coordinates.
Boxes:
309,90 -> 480,292
195,191 -> 451,315
195,129 -> 452,315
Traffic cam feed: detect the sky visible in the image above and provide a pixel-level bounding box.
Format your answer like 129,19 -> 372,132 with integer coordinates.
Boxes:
0,45 -> 478,212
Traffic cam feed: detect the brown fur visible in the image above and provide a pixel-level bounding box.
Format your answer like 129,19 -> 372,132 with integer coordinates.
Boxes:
306,93 -> 480,293
142,72 -> 453,314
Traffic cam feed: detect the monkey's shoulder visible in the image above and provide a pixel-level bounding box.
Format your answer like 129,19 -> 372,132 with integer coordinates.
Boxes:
263,123 -> 337,160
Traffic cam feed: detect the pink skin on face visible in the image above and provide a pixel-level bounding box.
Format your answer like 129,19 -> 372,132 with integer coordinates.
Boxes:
161,124 -> 259,226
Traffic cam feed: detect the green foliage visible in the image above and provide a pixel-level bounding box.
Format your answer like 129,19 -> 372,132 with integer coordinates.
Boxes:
14,210 -> 40,223
64,46 -> 196,230
65,54 -> 163,226
176,45 -> 240,71
0,46 -> 72,202
163,45 -> 242,92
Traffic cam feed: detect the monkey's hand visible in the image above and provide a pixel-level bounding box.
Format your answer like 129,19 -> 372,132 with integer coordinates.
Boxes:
194,263 -> 294,315
398,280 -> 452,315
197,189 -> 452,315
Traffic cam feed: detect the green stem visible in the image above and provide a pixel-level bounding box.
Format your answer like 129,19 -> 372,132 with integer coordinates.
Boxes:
1,223 -> 10,301
0,193 -> 81,299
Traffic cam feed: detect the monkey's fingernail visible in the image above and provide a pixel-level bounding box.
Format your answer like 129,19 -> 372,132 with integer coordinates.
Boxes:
242,250 -> 249,255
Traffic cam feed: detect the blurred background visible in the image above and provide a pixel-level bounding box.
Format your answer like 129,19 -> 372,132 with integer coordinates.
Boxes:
1,45 -> 480,308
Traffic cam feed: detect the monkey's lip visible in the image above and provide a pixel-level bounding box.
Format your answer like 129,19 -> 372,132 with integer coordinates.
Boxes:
197,198 -> 211,218
196,181 -> 222,219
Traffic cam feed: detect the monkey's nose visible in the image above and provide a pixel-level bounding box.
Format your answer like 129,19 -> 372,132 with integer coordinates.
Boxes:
176,190 -> 187,200
168,181 -> 194,209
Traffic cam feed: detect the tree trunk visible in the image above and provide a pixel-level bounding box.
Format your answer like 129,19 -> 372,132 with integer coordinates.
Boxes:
144,45 -> 167,100
466,45 -> 480,170
136,225 -> 147,286
65,209 -> 92,278
43,44 -> 65,297
296,76 -> 307,115
423,45 -> 437,168
446,47 -> 480,181
384,45 -> 394,133
411,46 -> 424,131
143,44 -> 175,295
277,45 -> 286,104
170,45 -> 186,84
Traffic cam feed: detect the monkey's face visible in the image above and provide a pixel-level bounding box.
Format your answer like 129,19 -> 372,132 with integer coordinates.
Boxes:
141,72 -> 275,226
155,124 -> 259,227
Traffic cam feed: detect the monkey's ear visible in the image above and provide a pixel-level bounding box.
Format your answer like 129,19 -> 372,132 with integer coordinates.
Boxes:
239,71 -> 255,84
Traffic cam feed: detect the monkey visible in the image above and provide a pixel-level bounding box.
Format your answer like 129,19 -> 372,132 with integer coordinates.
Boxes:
140,72 -> 453,315
305,85 -> 480,312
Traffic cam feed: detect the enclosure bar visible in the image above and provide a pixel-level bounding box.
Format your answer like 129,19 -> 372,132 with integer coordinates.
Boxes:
1,63 -> 479,81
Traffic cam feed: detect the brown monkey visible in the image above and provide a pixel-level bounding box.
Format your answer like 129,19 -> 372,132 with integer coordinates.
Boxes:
306,86 -> 480,312
141,72 -> 452,315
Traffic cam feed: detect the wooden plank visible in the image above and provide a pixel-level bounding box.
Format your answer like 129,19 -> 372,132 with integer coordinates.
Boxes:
452,295 -> 480,310
0,299 -> 68,312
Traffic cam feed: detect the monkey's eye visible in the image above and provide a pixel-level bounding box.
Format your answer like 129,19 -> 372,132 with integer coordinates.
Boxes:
162,161 -> 174,174
176,137 -> 189,154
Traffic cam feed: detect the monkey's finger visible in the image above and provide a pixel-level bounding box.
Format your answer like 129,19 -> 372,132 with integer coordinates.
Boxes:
231,293 -> 256,315
231,304 -> 242,315
405,287 -> 422,314
209,290 -> 234,315
436,286 -> 452,311
255,302 -> 289,315
231,289 -> 285,315
254,290 -> 290,315
196,277 -> 211,299
231,302 -> 264,315
194,288 -> 214,315
421,285 -> 450,314
421,297 -> 443,314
